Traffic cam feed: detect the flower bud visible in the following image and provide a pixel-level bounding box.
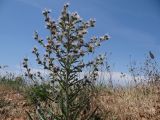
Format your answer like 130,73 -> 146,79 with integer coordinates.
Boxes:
42,9 -> 51,16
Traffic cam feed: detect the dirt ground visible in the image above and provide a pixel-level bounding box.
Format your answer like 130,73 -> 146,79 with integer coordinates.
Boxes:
0,86 -> 32,120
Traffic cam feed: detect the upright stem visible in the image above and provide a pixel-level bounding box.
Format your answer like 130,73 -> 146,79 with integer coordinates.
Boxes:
65,28 -> 70,120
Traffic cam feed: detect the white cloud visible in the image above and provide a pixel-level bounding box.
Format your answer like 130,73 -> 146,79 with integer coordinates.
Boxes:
3,64 -> 145,86
77,71 -> 140,86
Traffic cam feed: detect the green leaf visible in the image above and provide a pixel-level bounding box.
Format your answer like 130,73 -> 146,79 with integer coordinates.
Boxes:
37,108 -> 46,120
26,111 -> 34,120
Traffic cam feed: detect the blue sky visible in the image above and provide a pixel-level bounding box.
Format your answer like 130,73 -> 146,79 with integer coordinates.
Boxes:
0,0 -> 160,72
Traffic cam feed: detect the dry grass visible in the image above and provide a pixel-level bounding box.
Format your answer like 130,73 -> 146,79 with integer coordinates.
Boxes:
95,84 -> 160,120
1,81 -> 160,120
0,85 -> 34,120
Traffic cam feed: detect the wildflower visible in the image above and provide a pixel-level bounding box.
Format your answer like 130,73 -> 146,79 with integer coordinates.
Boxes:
100,34 -> 109,41
99,54 -> 105,61
44,54 -> 49,58
64,3 -> 69,9
79,39 -> 84,44
29,73 -> 33,78
104,34 -> 109,40
38,39 -> 44,45
33,46 -> 38,51
95,42 -> 100,47
88,44 -> 94,52
46,36 -> 50,40
89,19 -> 96,27
53,67 -> 60,73
73,49 -> 78,54
46,22 -> 51,29
51,80 -> 54,84
23,3 -> 110,119
23,64 -> 27,68
35,52 -> 39,57
86,61 -> 94,66
78,29 -> 87,36
94,67 -> 98,71
42,9 -> 51,16
79,50 -> 85,56
24,58 -> 28,61
34,31 -> 38,40
24,73 -> 28,76
91,36 -> 97,42
78,61 -> 85,68
72,12 -> 80,20
44,66 -> 48,69
84,75 -> 87,79
55,41 -> 61,48
45,16 -> 50,22
38,61 -> 42,64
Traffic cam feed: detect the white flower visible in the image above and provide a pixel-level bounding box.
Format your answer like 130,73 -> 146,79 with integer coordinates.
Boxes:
64,3 -> 70,8
78,29 -> 87,35
72,12 -> 80,20
100,34 -> 110,41
42,8 -> 51,15
89,19 -> 96,27
34,31 -> 38,39
95,42 -> 100,46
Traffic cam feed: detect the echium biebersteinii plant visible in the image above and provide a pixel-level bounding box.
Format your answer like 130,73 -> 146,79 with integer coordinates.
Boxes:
23,3 -> 109,120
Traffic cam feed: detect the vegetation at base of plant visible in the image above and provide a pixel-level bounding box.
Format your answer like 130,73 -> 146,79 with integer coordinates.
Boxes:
1,77 -> 25,89
0,66 -> 26,92
25,83 -> 50,104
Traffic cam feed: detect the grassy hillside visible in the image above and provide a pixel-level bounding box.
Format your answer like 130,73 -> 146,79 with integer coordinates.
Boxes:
0,77 -> 160,120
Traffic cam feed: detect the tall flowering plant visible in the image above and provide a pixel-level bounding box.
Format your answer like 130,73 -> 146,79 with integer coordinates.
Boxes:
23,3 -> 109,120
